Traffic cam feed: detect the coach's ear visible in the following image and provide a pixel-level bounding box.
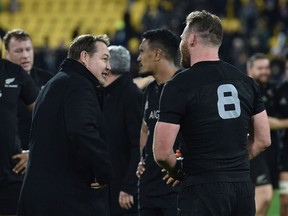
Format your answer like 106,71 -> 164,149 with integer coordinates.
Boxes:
79,50 -> 89,66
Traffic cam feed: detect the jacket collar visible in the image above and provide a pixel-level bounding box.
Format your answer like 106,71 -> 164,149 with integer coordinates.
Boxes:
104,72 -> 131,94
60,58 -> 101,87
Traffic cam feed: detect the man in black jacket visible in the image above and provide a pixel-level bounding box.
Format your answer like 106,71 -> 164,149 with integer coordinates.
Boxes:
17,34 -> 113,216
4,29 -> 54,150
102,45 -> 142,216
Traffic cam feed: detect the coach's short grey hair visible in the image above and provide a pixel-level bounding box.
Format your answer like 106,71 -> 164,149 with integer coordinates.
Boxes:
108,45 -> 131,74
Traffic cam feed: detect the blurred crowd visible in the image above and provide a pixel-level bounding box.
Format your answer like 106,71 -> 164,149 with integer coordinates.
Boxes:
0,0 -> 287,80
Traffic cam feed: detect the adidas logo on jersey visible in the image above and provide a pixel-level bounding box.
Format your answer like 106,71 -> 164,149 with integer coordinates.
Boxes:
4,78 -> 18,88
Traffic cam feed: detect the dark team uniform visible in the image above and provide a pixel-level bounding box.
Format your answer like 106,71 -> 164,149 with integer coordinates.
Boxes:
139,78 -> 180,216
274,81 -> 288,172
18,67 -> 53,150
0,59 -> 38,214
159,61 -> 265,216
250,82 -> 280,188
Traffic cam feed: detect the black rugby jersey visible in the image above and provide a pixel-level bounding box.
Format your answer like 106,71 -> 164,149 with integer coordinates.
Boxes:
140,73 -> 182,196
159,60 -> 265,184
18,67 -> 53,149
0,59 -> 38,185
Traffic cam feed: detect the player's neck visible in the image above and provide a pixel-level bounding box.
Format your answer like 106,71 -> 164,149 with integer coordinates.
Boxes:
190,47 -> 220,66
154,61 -> 179,84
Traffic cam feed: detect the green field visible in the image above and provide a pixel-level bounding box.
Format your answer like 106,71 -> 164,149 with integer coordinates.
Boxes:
268,191 -> 280,216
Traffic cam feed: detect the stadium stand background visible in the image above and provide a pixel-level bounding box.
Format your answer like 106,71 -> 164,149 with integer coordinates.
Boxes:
0,0 -> 287,76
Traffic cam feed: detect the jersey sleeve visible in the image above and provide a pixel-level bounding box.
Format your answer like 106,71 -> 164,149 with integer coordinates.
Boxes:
19,68 -> 39,105
251,79 -> 265,116
159,79 -> 187,124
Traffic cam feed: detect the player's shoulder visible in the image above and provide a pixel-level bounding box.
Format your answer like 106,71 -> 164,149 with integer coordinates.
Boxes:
0,58 -> 24,74
31,67 -> 54,78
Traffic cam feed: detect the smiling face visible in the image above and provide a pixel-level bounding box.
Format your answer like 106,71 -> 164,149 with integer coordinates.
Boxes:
83,41 -> 111,86
248,58 -> 271,85
6,37 -> 34,73
137,38 -> 155,77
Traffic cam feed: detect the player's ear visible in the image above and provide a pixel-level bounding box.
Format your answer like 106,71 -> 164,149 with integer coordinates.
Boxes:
154,48 -> 163,61
188,33 -> 197,48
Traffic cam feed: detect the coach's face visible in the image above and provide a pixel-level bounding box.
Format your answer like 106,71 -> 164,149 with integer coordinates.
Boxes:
249,58 -> 271,85
83,41 -> 111,86
180,26 -> 191,68
137,39 -> 155,77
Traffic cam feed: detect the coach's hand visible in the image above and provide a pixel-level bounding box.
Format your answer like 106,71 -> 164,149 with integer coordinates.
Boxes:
119,191 -> 134,209
136,159 -> 145,178
12,150 -> 29,174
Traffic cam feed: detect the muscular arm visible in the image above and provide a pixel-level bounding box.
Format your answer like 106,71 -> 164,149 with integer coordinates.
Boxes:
140,120 -> 148,154
248,110 -> 271,160
269,117 -> 288,130
153,121 -> 179,174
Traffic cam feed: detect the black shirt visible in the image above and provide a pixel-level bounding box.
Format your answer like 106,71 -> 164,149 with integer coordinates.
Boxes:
103,73 -> 142,214
274,81 -> 288,171
159,61 -> 265,184
0,59 -> 38,185
18,67 -> 53,150
140,80 -> 179,196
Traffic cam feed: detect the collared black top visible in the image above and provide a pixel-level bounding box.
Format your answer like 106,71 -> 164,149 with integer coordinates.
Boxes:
103,72 -> 143,214
18,66 -> 54,150
140,77 -> 180,196
159,61 -> 265,185
18,58 -> 113,216
0,59 -> 38,186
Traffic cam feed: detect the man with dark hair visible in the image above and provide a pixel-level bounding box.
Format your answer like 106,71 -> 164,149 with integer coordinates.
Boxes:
275,53 -> 288,216
101,45 -> 142,216
135,29 -> 181,216
153,10 -> 271,216
247,53 -> 288,216
4,29 -> 53,149
0,37 -> 38,216
17,34 -> 113,216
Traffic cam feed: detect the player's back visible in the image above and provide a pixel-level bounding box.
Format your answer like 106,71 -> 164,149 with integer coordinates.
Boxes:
161,60 -> 263,184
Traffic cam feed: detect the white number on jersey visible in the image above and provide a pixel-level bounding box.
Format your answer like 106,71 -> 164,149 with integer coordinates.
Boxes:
217,84 -> 241,119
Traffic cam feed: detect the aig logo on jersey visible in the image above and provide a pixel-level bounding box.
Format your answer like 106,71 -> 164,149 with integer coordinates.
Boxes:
0,90 -> 2,98
5,78 -> 18,88
149,110 -> 159,119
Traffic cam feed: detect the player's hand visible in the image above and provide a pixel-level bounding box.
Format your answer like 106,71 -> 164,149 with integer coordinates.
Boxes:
12,150 -> 29,174
162,170 -> 181,187
136,159 -> 145,178
119,191 -> 134,209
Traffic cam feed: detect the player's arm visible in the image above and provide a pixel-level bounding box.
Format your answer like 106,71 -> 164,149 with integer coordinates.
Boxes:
133,76 -> 154,90
136,120 -> 148,178
248,110 -> 271,160
268,117 -> 288,130
153,121 -> 181,179
140,120 -> 148,153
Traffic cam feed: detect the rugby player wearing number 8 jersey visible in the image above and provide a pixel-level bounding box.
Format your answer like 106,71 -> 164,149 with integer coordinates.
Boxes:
153,10 -> 271,216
